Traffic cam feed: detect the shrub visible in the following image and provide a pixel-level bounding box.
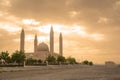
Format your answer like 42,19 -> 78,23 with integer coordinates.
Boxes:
46,55 -> 56,63
26,58 -> 37,64
38,59 -> 42,63
89,61 -> 93,66
82,60 -> 93,66
82,60 -> 89,65
57,56 -> 66,63
66,57 -> 76,64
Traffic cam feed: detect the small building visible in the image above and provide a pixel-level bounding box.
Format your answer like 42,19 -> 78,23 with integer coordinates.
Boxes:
105,61 -> 116,66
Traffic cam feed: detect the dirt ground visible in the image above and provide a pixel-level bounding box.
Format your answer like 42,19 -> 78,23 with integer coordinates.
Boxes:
0,65 -> 120,80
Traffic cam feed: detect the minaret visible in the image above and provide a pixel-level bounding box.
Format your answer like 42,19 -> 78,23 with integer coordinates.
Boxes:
50,26 -> 54,55
20,28 -> 25,52
34,34 -> 38,53
59,33 -> 63,56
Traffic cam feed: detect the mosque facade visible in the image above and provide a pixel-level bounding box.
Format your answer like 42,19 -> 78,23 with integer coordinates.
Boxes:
20,27 -> 63,60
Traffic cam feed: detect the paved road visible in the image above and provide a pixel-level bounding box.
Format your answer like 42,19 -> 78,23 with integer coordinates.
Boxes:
0,65 -> 120,80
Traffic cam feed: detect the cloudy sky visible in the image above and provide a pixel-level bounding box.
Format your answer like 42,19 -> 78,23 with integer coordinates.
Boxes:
0,0 -> 120,64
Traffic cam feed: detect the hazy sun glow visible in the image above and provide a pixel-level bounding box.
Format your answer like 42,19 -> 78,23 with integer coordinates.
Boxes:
37,24 -> 63,34
36,24 -> 86,35
24,23 -> 104,41
90,34 -> 104,41
71,25 -> 88,37
0,22 -> 20,32
69,11 -> 79,18
38,36 -> 49,42
22,19 -> 40,25
25,35 -> 34,42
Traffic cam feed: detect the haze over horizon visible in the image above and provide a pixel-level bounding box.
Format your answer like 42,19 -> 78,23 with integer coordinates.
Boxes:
0,0 -> 120,64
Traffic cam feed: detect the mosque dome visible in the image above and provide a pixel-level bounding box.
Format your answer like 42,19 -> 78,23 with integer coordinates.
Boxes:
37,42 -> 49,51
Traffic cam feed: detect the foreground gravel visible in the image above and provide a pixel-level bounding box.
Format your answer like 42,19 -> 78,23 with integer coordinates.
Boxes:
0,65 -> 120,80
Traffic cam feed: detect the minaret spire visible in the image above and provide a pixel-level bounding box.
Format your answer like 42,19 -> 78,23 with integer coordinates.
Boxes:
50,26 -> 54,55
34,34 -> 38,53
59,32 -> 63,56
20,28 -> 25,52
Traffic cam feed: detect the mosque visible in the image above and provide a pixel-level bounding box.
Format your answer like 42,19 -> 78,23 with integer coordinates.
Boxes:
20,26 -> 63,60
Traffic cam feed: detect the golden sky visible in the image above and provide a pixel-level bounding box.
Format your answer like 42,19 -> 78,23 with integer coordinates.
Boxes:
0,0 -> 120,64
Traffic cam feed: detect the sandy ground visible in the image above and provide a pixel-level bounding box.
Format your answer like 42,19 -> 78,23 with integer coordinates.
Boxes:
0,65 -> 120,80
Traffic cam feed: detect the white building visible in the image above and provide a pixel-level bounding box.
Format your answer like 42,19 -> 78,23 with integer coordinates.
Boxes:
20,26 -> 63,60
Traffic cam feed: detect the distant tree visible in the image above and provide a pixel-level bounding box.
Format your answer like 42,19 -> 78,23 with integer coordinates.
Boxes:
57,56 -> 66,63
0,53 -> 1,64
0,51 -> 11,63
0,55 -> 1,61
66,57 -> 76,64
46,55 -> 56,63
82,60 -> 89,65
89,61 -> 93,66
11,50 -> 26,65
82,60 -> 93,66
